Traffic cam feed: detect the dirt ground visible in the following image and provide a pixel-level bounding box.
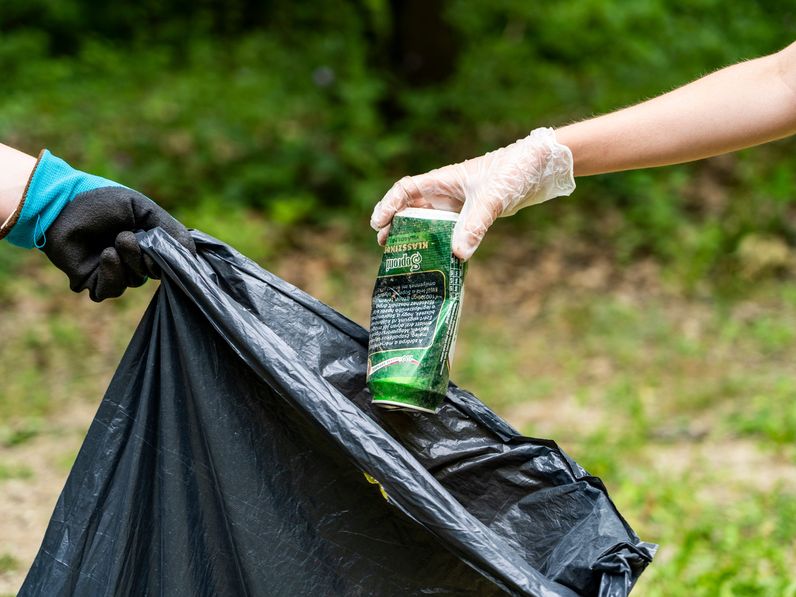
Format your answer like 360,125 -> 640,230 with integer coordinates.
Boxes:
0,399 -> 96,594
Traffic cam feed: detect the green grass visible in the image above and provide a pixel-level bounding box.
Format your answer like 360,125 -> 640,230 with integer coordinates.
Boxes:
0,554 -> 19,574
0,462 -> 33,481
0,419 -> 42,448
449,272 -> 796,595
727,388 -> 796,447
54,448 -> 80,474
616,477 -> 796,596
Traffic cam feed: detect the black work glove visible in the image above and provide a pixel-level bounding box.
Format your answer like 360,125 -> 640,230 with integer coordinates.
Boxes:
1,150 -> 195,302
43,187 -> 196,302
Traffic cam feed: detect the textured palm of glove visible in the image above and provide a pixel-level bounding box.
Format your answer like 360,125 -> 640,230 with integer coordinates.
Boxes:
42,187 -> 196,302
370,127 -> 575,260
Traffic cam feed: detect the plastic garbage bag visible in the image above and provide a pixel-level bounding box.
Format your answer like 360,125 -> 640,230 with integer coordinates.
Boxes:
20,230 -> 655,597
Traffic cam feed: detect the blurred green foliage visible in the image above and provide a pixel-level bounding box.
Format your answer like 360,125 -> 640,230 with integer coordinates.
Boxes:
1,0 -> 794,288
0,554 -> 20,574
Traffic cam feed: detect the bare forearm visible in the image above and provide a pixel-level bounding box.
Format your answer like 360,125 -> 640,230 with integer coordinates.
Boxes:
0,143 -> 37,225
556,42 -> 796,176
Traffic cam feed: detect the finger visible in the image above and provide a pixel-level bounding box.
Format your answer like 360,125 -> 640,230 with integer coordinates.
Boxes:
377,224 -> 391,246
128,192 -> 197,255
451,199 -> 499,261
114,232 -> 148,287
115,231 -> 148,278
370,176 -> 419,231
92,247 -> 127,302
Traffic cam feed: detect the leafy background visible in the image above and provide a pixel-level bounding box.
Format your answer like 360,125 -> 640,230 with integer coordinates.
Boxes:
1,1 -> 795,595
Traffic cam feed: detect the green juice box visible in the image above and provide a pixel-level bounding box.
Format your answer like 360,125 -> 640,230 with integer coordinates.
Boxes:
367,208 -> 467,413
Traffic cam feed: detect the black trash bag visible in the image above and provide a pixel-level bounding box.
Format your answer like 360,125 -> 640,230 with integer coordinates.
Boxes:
20,230 -> 656,597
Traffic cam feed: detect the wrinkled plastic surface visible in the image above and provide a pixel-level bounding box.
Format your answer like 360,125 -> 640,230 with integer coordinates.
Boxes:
20,230 -> 655,597
369,127 -> 576,260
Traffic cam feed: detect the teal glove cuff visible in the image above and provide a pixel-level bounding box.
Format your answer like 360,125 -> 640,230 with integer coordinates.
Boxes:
6,150 -> 124,249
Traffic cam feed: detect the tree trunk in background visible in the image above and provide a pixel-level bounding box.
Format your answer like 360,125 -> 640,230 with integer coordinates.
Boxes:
387,0 -> 458,86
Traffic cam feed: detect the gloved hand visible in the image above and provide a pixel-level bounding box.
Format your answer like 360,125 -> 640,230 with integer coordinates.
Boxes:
370,127 -> 576,260
0,150 -> 195,301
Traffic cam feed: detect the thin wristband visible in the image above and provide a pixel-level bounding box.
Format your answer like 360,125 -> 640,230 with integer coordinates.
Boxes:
1,211 -> 14,230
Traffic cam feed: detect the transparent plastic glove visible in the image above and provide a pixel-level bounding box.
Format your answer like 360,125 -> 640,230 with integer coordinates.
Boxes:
370,127 -> 575,260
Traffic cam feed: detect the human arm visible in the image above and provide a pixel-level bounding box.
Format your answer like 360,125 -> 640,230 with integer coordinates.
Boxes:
371,41 -> 796,260
0,143 -> 195,301
0,143 -> 36,227
556,41 -> 796,176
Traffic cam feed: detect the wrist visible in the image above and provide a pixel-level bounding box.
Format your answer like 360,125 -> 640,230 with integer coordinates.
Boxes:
0,146 -> 37,238
527,127 -> 576,202
4,150 -> 123,249
553,123 -> 599,177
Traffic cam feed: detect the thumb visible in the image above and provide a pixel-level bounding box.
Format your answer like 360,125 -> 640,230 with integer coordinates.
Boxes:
371,166 -> 467,232
451,198 -> 499,261
127,190 -> 196,255
370,176 -> 422,231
